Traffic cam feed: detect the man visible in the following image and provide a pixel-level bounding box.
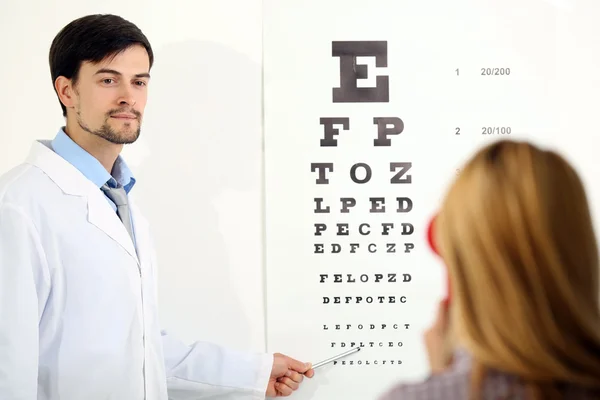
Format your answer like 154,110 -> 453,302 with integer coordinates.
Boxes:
0,14 -> 314,400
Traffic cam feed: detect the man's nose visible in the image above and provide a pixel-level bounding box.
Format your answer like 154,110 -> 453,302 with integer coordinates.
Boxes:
117,85 -> 136,107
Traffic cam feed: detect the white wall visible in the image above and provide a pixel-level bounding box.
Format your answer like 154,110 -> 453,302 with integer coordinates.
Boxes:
0,0 -> 266,352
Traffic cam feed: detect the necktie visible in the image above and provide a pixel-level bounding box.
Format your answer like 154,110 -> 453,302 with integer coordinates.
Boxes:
101,184 -> 134,241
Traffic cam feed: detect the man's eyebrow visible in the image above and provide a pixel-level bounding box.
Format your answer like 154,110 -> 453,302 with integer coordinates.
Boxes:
94,68 -> 151,79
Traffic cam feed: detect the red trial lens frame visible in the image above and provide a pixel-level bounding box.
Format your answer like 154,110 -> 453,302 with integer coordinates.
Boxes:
427,215 -> 451,305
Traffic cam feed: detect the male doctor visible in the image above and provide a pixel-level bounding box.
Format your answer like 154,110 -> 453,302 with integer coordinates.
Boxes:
0,13 -> 314,400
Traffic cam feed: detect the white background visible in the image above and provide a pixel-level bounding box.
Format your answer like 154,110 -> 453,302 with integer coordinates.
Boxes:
1,1 -> 600,399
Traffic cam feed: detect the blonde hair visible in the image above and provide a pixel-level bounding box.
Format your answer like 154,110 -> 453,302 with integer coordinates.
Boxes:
435,139 -> 600,399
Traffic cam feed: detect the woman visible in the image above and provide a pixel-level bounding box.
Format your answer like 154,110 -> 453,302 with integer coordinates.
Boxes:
378,139 -> 600,399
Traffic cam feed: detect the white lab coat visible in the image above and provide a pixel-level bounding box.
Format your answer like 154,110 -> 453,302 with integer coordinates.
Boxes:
0,140 -> 273,400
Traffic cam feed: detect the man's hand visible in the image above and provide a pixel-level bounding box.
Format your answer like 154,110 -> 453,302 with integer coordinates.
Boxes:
266,352 -> 315,397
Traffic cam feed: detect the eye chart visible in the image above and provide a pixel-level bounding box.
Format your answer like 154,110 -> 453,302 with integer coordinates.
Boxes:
263,0 -> 598,398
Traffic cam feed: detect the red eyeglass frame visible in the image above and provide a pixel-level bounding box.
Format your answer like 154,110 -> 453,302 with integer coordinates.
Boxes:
427,215 -> 452,305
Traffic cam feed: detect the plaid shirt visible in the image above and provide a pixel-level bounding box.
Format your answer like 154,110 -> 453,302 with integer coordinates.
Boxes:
377,348 -> 600,400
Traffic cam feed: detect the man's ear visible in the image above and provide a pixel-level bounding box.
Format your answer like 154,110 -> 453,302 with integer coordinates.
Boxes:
54,76 -> 77,110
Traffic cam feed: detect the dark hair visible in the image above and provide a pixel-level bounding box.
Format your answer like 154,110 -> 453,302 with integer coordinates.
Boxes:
49,14 -> 154,117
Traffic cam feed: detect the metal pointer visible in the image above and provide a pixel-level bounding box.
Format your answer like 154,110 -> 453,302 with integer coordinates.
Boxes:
311,347 -> 361,370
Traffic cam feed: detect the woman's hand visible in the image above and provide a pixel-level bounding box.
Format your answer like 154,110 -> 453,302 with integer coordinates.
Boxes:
424,300 -> 454,374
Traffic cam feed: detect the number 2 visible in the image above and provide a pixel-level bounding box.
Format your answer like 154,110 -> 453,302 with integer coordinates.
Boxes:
455,127 -> 460,135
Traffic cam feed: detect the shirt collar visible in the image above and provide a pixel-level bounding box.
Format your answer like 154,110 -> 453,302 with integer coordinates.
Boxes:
50,127 -> 136,193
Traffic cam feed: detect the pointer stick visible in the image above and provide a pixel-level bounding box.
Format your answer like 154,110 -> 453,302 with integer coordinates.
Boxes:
311,347 -> 361,370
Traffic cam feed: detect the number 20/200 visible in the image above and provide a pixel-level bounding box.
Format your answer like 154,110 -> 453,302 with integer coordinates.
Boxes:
482,127 -> 511,135
481,67 -> 510,75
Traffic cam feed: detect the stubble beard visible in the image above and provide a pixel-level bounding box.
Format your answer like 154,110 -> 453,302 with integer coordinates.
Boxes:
76,109 -> 142,145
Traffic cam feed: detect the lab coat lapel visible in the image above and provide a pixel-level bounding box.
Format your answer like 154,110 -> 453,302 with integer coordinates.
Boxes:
26,140 -> 139,264
87,190 -> 139,264
128,196 -> 151,266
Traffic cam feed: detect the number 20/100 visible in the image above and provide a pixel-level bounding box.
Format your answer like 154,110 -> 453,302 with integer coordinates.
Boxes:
482,127 -> 511,135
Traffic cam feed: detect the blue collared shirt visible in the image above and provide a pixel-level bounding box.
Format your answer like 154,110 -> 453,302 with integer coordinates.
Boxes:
50,127 -> 137,244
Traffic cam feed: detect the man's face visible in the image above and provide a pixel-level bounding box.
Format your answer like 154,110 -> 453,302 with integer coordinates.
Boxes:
71,45 -> 150,145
